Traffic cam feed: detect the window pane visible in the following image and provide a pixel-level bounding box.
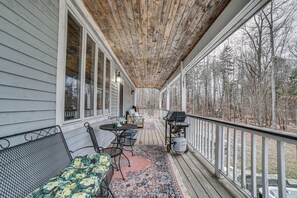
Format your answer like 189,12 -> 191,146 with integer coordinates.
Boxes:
97,48 -> 104,115
84,35 -> 95,117
64,14 -> 82,121
105,58 -> 110,113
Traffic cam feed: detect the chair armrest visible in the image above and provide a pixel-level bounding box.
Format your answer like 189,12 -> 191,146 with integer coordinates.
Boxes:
70,145 -> 104,153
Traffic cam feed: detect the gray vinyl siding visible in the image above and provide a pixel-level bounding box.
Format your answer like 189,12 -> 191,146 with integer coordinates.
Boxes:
0,0 -> 58,137
110,65 -> 118,116
0,0 -> 132,156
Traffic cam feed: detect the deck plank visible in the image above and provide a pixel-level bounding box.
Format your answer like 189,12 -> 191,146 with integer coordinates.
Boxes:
185,152 -> 233,198
173,154 -> 210,197
171,153 -> 198,197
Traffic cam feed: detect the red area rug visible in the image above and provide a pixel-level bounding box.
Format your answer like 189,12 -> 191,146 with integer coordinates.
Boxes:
110,145 -> 183,197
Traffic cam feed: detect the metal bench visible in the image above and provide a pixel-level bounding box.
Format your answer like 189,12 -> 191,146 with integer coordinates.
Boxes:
0,125 -> 113,197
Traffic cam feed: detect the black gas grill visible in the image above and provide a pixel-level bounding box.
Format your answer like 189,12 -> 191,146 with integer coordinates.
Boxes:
163,111 -> 190,153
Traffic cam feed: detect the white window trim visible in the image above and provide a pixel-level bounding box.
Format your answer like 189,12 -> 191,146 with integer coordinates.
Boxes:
56,0 -> 113,132
104,57 -> 112,114
102,55 -> 106,115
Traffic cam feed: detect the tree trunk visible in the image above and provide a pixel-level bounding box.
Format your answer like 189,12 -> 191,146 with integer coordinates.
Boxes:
269,1 -> 277,129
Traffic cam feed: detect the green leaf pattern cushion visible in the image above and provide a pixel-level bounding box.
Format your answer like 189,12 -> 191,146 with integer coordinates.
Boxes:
26,152 -> 111,198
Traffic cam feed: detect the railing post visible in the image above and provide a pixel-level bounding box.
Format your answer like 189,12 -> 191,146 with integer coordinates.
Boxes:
233,129 -> 238,181
215,124 -> 222,177
241,130 -> 246,189
251,134 -> 257,197
226,128 -> 230,176
262,137 -> 269,198
277,141 -> 286,198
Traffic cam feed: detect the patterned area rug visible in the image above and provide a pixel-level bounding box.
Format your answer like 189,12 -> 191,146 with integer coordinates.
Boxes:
110,145 -> 183,198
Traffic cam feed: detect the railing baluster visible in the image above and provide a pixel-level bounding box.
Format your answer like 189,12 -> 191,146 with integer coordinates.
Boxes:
205,122 -> 208,156
211,122 -> 215,163
241,130 -> 246,189
233,129 -> 238,182
262,137 -> 269,198
215,123 -> 222,177
193,119 -> 196,148
221,126 -> 225,172
207,122 -> 210,160
199,120 -> 202,152
204,121 -> 207,155
191,119 -> 195,148
227,127 -> 230,176
195,119 -> 198,150
251,133 -> 257,197
277,141 -> 286,198
202,121 -> 205,155
189,118 -> 193,146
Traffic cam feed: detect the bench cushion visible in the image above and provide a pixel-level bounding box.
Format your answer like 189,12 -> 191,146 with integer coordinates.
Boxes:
26,152 -> 111,197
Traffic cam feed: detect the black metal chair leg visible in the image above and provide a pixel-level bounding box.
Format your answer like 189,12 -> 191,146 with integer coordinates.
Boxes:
121,152 -> 131,167
130,145 -> 134,156
118,154 -> 125,180
108,187 -> 115,198
113,157 -> 119,171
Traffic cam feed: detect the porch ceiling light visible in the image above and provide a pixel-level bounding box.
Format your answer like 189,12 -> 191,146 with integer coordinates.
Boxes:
116,70 -> 122,83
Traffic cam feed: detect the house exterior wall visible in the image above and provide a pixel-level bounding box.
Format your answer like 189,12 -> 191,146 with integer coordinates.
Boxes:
0,0 -> 134,155
0,0 -> 59,136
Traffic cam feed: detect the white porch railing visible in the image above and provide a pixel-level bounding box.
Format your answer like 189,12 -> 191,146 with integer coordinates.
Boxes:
160,110 -> 297,198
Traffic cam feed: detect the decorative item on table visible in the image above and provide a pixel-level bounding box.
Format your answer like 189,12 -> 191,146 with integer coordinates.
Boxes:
109,116 -> 126,128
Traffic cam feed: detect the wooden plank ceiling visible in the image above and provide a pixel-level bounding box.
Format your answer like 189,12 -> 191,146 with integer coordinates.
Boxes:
83,0 -> 230,89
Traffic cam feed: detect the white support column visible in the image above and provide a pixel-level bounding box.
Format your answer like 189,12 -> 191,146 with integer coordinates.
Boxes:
180,61 -> 186,111
166,84 -> 170,111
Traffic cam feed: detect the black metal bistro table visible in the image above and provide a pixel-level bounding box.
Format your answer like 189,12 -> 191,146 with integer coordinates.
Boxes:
99,123 -> 137,180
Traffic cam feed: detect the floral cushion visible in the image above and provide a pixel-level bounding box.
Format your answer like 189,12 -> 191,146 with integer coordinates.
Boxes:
26,152 -> 111,198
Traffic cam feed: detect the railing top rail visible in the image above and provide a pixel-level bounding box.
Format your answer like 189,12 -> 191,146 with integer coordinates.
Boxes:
187,114 -> 297,141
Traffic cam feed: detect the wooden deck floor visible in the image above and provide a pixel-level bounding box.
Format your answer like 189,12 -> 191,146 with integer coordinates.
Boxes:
134,119 -> 237,198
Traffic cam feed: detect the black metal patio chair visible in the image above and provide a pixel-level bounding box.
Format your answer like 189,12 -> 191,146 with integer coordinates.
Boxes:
84,122 -> 126,181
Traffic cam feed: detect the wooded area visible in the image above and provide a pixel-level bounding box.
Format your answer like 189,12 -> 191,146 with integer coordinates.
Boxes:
185,0 -> 297,133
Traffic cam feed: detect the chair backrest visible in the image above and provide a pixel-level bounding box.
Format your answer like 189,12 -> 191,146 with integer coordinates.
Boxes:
0,125 -> 72,198
84,122 -> 101,153
129,109 -> 136,115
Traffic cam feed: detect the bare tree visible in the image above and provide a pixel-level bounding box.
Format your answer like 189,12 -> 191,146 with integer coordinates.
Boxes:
262,0 -> 297,128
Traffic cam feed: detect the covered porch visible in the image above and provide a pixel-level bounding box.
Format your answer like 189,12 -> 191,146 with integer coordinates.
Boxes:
1,0 -> 297,197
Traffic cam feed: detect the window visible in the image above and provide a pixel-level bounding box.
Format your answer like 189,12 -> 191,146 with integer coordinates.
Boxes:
64,14 -> 82,121
84,35 -> 96,117
63,10 -> 112,122
105,58 -> 110,113
97,48 -> 104,115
